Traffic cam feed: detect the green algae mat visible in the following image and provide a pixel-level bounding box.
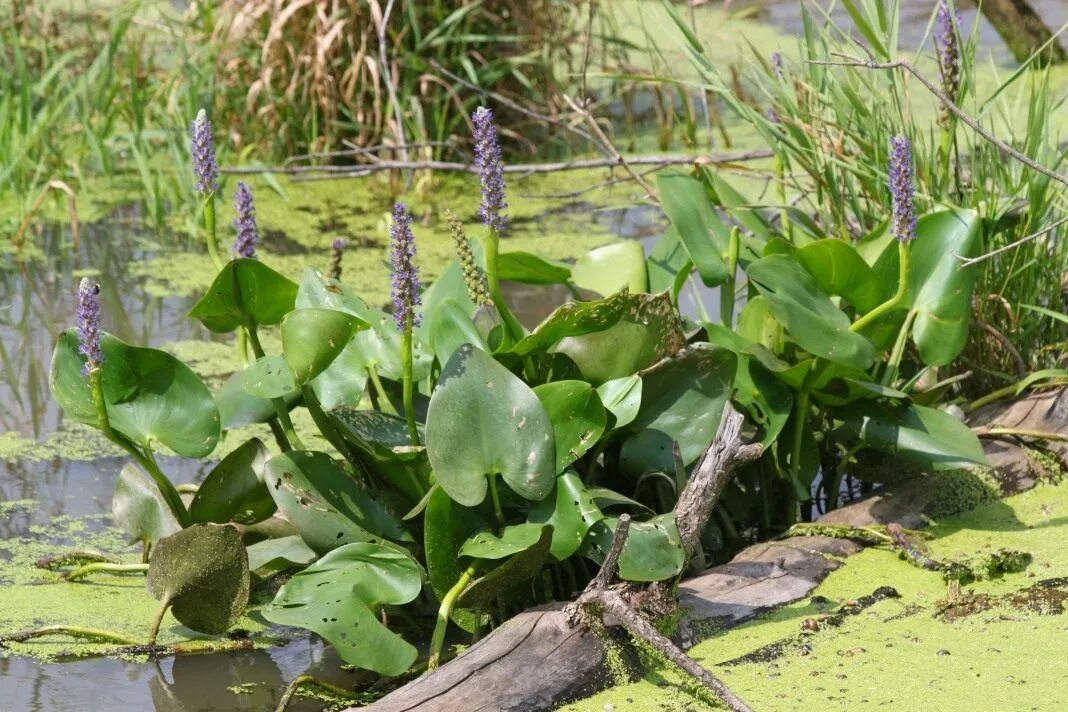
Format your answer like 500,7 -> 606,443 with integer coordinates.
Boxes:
562,478 -> 1068,711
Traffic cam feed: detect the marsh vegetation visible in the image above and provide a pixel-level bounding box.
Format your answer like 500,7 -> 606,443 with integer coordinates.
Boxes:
1,1 -> 1067,710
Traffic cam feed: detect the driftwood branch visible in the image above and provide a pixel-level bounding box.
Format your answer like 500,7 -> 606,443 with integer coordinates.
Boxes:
564,403 -> 761,712
674,404 -> 764,558
220,150 -> 772,178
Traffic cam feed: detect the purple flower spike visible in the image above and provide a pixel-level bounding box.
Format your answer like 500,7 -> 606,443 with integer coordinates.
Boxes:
390,203 -> 422,330
771,52 -> 784,77
889,135 -> 917,243
472,106 -> 508,234
76,278 -> 103,374
231,181 -> 259,258
191,109 -> 219,195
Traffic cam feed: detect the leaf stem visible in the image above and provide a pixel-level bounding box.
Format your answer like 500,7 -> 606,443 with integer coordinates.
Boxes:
366,367 -> 396,415
850,240 -> 910,333
147,598 -> 172,646
484,226 -> 524,342
427,564 -> 478,671
203,193 -> 223,271
0,625 -> 140,646
720,226 -> 740,327
90,367 -> 190,527
400,316 -> 420,447
245,325 -> 305,451
487,474 -> 506,528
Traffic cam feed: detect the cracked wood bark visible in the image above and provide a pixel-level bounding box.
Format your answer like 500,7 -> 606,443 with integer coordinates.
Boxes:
978,0 -> 1067,65
358,392 -> 1065,712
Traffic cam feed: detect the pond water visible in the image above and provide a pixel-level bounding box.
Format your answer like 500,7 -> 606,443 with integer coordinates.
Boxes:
2,0 -> 1065,709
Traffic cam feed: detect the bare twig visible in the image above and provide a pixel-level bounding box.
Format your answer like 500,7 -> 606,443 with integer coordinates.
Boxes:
590,514 -> 630,592
221,151 -> 772,178
583,589 -> 753,712
807,53 -> 1068,188
563,94 -> 659,202
973,426 -> 1068,443
957,214 -> 1068,266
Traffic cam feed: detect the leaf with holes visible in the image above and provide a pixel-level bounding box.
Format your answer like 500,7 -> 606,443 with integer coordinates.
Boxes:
534,380 -> 607,473
264,542 -> 423,676
528,471 -> 604,560
264,450 -> 410,554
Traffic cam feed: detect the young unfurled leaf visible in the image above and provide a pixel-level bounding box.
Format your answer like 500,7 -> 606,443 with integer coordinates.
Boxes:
188,258 -> 297,333
189,438 -> 274,525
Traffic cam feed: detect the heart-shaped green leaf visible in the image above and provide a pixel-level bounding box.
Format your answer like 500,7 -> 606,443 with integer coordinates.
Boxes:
264,450 -> 410,554
795,239 -> 889,313
112,463 -> 181,545
189,438 -> 274,525
264,542 -> 423,676
281,308 -> 364,384
426,345 -> 555,506
596,375 -> 643,429
533,380 -> 607,473
658,172 -> 730,286
581,514 -> 684,582
747,253 -> 876,370
146,524 -> 250,635
553,292 -> 686,385
188,258 -> 298,333
528,471 -> 604,560
572,242 -> 648,296
837,402 -> 987,470
429,298 -> 487,366
907,209 -> 981,366
307,339 -> 369,410
498,251 -> 572,284
216,369 -> 300,428
50,330 -> 220,458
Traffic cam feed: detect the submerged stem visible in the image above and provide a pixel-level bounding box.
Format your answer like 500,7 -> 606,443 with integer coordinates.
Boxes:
0,626 -> 139,647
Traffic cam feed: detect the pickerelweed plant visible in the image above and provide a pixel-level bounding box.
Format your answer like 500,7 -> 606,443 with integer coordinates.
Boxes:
46,103 -> 991,680
656,0 -> 1068,403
